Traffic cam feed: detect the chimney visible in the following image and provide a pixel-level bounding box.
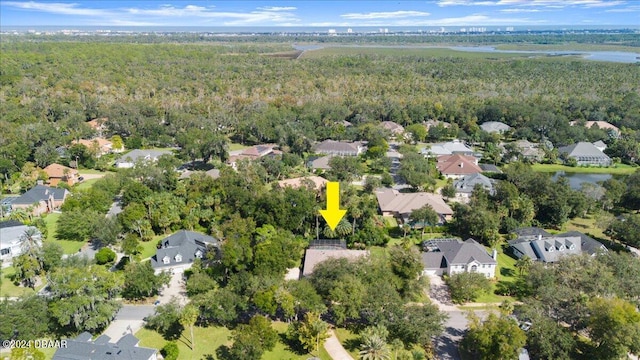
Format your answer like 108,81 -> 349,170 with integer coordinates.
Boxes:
538,234 -> 542,241
492,248 -> 498,260
459,162 -> 463,168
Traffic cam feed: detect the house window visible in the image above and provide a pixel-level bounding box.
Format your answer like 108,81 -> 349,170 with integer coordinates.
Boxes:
175,254 -> 182,262
162,256 -> 170,264
195,250 -> 203,258
470,265 -> 478,272
0,248 -> 10,256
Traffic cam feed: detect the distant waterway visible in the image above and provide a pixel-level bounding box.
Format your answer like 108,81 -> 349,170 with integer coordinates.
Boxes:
293,44 -> 640,64
551,171 -> 627,190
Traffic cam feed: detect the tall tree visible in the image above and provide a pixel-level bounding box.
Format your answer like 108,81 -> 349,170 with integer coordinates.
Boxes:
180,304 -> 199,350
461,312 -> 526,360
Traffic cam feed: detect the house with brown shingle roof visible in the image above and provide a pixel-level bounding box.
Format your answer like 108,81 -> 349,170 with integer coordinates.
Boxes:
375,188 -> 453,224
436,154 -> 482,179
380,121 -> 404,135
227,144 -> 281,169
86,117 -> 108,136
73,138 -> 121,157
43,163 -> 79,186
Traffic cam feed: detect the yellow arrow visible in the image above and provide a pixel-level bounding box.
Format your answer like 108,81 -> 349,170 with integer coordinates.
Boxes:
319,182 -> 347,231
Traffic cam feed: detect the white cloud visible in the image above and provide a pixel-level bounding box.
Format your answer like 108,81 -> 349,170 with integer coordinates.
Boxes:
437,0 -> 626,7
3,1 -> 110,16
257,6 -> 297,11
500,8 -> 542,13
605,5 -> 640,12
312,14 -> 545,27
341,10 -> 431,19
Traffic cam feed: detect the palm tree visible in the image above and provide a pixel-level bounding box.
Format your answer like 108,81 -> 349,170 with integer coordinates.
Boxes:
359,335 -> 391,360
19,227 -> 42,259
515,255 -> 533,276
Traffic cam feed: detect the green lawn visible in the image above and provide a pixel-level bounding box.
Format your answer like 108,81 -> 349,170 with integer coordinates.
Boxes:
136,322 -> 331,360
0,266 -> 40,298
43,213 -> 85,254
136,325 -> 230,359
334,327 -> 360,359
78,169 -> 114,175
531,163 -> 636,175
74,178 -> 100,191
229,142 -> 250,151
140,235 -> 164,260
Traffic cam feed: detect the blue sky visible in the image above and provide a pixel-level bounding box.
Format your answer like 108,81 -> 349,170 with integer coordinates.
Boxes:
1,1 -> 638,27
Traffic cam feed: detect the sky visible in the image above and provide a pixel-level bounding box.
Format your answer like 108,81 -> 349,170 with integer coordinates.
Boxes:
1,0 -> 639,27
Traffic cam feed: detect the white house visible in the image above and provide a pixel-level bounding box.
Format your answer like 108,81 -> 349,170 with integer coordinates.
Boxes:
421,238 -> 497,278
0,221 -> 42,263
114,149 -> 173,169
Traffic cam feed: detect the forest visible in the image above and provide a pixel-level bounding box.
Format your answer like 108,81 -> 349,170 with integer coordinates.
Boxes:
1,35 -> 640,360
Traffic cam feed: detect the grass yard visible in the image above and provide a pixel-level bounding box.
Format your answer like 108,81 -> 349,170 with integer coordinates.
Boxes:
74,178 -> 100,191
334,327 -> 360,360
43,213 -> 85,254
229,142 -> 250,151
136,322 -> 332,360
140,236 -> 163,260
531,163 -> 636,175
136,325 -> 231,359
0,266 -> 40,297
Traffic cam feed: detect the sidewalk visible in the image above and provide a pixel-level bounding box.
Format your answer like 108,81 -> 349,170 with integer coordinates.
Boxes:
324,330 -> 354,360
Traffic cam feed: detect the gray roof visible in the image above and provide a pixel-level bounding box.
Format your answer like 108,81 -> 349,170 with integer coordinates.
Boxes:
314,140 -> 365,156
307,155 -> 333,170
422,238 -> 496,269
453,173 -> 495,195
558,142 -> 611,161
508,235 -> 582,263
150,230 -> 219,269
592,140 -> 607,149
480,121 -> 511,133
422,140 -> 474,156
115,149 -> 173,165
557,231 -> 607,255
53,333 -> 156,360
12,185 -> 67,205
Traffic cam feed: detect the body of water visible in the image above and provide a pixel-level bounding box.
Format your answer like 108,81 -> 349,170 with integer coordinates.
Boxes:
551,171 -> 621,190
449,46 -> 640,63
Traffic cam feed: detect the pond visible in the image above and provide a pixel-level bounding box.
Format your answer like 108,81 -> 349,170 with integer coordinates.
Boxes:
551,171 -> 626,190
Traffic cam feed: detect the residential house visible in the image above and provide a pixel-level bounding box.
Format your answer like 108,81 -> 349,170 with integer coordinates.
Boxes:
508,140 -> 544,162
380,121 -> 405,135
86,117 -> 108,136
421,238 -> 497,278
115,149 -> 173,169
277,176 -> 328,191
43,163 -> 79,186
453,173 -> 496,201
421,139 -> 474,157
480,121 -> 511,134
592,140 -> 607,152
0,221 -> 42,262
302,247 -> 369,277
74,138 -> 122,157
436,154 -> 483,179
375,187 -> 453,224
508,227 -> 606,263
205,168 -> 221,179
53,332 -> 157,360
150,230 -> 219,274
307,155 -> 333,171
558,142 -> 612,166
313,140 -> 366,156
227,144 -> 281,169
575,120 -> 621,138
424,120 -> 451,130
11,185 -> 69,216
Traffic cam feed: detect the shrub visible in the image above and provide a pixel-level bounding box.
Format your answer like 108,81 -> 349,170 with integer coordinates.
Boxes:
161,341 -> 179,360
95,247 -> 116,265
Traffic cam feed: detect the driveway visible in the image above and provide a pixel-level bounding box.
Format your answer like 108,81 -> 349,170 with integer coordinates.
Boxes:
102,305 -> 155,342
427,275 -> 487,360
156,270 -> 188,306
324,330 -> 354,360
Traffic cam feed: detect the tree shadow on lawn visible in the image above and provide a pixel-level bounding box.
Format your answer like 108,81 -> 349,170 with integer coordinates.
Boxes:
215,345 -> 232,360
277,332 -> 308,355
343,338 -> 361,354
500,267 -> 516,277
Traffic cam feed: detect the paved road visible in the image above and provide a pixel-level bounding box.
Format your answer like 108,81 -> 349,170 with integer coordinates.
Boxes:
102,305 -> 155,342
